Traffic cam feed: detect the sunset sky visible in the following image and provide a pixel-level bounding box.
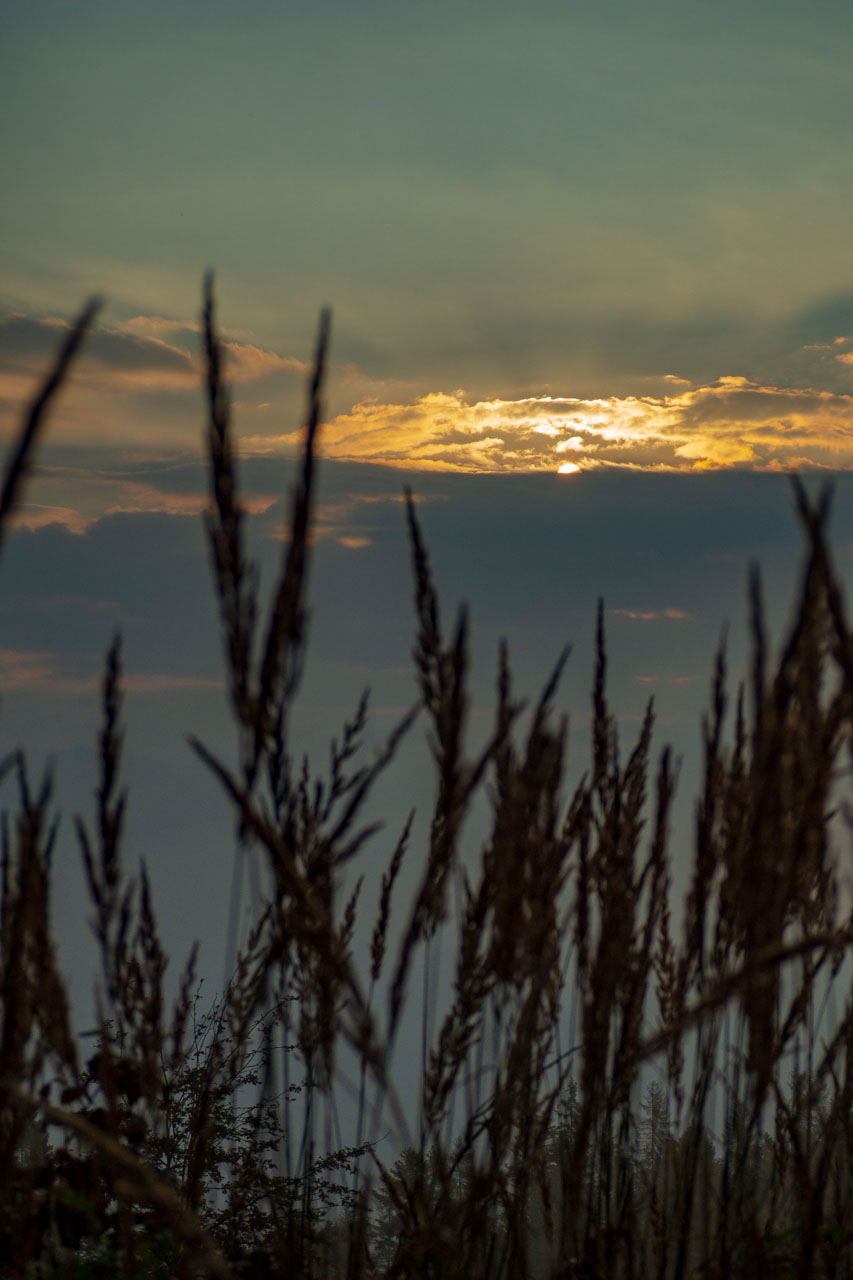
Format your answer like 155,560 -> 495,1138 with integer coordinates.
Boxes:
3,0 -> 853,1006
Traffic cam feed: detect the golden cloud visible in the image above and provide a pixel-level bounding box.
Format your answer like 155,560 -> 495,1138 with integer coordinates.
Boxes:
255,377 -> 853,474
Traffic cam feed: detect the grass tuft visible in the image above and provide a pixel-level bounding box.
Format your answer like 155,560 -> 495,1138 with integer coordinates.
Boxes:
3,287 -> 853,1277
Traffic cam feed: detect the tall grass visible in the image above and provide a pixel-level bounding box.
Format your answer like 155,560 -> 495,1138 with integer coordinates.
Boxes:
3,283 -> 853,1278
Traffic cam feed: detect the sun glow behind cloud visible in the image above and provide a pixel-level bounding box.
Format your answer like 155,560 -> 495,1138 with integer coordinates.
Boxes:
257,374 -> 853,474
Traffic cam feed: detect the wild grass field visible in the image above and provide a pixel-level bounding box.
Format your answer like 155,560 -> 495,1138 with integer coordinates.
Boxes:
3,282 -> 853,1279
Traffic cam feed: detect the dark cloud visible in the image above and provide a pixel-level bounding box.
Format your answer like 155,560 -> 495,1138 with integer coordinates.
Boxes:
0,312 -> 194,378
789,293 -> 853,346
0,311 -> 308,404
334,306 -> 769,398
333,290 -> 853,404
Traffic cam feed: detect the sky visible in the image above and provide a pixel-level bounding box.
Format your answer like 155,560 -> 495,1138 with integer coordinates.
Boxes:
3,0 -> 853,1053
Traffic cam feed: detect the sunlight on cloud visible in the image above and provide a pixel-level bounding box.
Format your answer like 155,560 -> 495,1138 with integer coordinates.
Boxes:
258,377 -> 853,474
5,304 -> 853,480
9,505 -> 93,535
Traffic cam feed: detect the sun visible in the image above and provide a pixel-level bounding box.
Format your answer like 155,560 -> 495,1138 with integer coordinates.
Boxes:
557,461 -> 581,475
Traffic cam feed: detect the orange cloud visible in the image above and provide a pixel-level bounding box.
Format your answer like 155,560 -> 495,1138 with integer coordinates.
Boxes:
8,504 -> 92,535
250,376 -> 853,474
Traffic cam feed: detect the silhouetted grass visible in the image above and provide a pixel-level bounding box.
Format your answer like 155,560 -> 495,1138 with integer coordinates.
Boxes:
3,284 -> 853,1278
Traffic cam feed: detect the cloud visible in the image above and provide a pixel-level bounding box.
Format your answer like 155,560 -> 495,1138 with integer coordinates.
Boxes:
5,303 -> 853,482
219,339 -> 307,383
7,460 -> 413,543
9,504 -> 93,536
0,312 -> 196,390
0,648 -> 221,695
610,607 -> 688,621
269,491 -> 429,547
122,673 -> 222,693
0,310 -> 307,403
251,376 -> 853,474
122,316 -> 309,380
0,306 -> 331,466
802,336 -> 852,352
336,535 -> 372,549
123,315 -> 198,337
99,482 -> 276,520
0,649 -> 60,690
9,465 -> 278,535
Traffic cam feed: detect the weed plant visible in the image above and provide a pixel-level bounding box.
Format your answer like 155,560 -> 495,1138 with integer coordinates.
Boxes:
3,283 -> 853,1278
